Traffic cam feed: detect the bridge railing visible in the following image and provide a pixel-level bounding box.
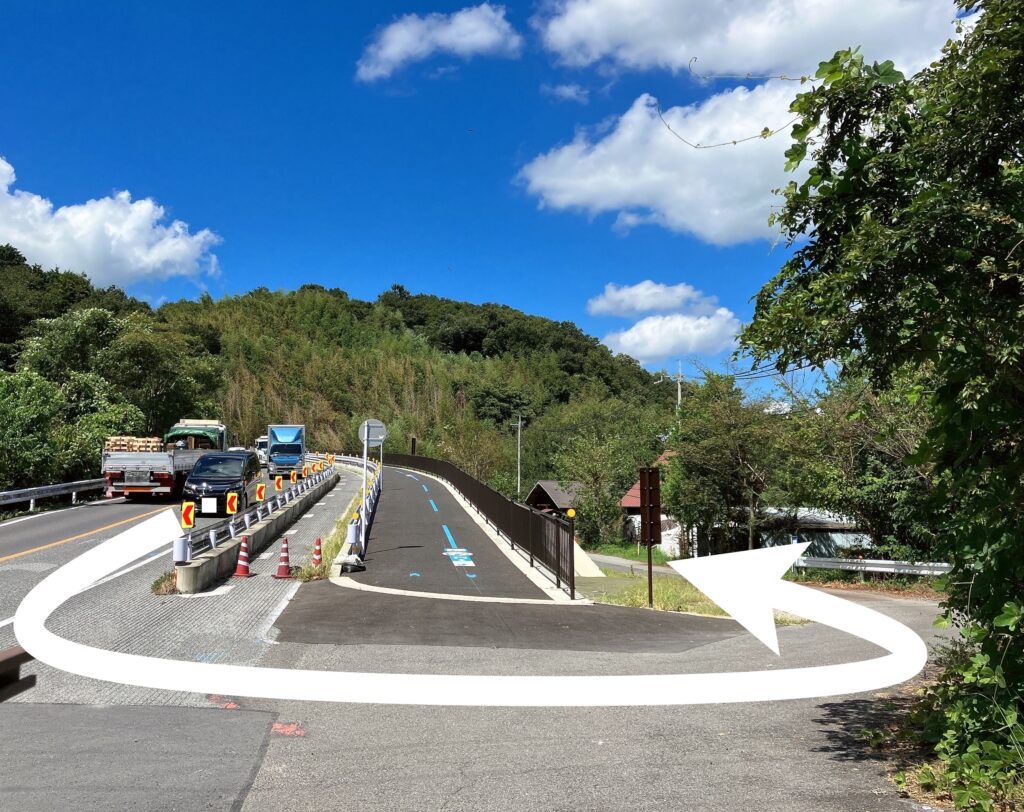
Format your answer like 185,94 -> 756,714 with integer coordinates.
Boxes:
0,478 -> 106,510
386,453 -> 576,598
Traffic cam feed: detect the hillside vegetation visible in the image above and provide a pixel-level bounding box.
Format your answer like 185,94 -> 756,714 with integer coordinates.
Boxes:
0,247 -> 672,506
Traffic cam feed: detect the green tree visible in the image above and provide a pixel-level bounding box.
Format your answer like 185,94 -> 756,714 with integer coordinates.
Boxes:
552,398 -> 666,547
663,375 -> 793,553
788,375 -> 938,560
741,4 -> 1024,801
0,371 -> 64,488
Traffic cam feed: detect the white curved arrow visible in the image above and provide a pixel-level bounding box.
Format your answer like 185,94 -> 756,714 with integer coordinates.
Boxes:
15,510 -> 928,706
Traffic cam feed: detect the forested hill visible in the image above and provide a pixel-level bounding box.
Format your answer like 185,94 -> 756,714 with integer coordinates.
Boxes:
0,246 -> 672,492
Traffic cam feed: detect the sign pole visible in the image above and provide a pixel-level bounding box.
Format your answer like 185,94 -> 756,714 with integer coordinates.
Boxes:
639,466 -> 661,610
361,434 -> 368,547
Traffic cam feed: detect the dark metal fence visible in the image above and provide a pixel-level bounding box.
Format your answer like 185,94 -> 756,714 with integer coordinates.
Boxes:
387,453 -> 576,598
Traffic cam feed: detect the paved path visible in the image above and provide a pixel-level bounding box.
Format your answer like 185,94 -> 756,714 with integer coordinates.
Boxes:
0,463 -> 949,812
277,579 -> 740,653
349,467 -> 546,600
0,471 -> 282,647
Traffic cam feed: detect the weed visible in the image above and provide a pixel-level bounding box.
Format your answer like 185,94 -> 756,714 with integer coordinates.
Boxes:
151,570 -> 177,595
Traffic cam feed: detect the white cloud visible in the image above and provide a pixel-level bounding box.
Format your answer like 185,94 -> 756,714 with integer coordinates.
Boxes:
587,280 -> 710,316
604,310 -> 740,362
356,4 -> 523,82
535,0 -> 957,77
541,83 -> 589,103
0,156 -> 220,286
591,279 -> 739,362
519,81 -> 800,244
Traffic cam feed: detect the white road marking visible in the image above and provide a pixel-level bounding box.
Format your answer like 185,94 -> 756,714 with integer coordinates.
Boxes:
180,583 -> 236,598
14,510 -> 928,707
83,547 -> 173,592
0,498 -> 122,529
330,576 -> 590,605
0,616 -> 13,629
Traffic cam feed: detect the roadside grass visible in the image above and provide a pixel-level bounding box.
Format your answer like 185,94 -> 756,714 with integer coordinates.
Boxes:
295,486 -> 361,582
151,570 -> 177,595
589,542 -> 672,566
583,569 -> 806,624
785,567 -> 944,599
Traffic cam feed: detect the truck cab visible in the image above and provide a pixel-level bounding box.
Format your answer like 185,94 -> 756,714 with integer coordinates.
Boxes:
255,435 -> 269,467
267,424 -> 306,475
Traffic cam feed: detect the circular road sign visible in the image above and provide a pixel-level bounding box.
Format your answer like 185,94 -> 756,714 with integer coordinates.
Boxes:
359,419 -> 387,448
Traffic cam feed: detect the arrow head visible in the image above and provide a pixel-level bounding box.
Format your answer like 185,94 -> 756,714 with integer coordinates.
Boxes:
669,543 -> 810,655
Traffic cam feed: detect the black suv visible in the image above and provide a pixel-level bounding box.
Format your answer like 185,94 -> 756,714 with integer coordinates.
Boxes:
182,451 -> 262,516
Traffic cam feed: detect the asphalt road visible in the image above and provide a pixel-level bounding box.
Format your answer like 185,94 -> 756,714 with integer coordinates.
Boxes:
351,467 -> 547,600
0,470 -> 292,648
0,463 -> 948,811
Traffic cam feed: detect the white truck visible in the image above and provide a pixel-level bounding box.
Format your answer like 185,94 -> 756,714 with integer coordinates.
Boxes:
255,435 -> 269,467
101,419 -> 230,499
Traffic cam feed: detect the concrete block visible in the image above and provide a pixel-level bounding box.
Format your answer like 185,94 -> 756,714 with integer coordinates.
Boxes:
175,472 -> 338,594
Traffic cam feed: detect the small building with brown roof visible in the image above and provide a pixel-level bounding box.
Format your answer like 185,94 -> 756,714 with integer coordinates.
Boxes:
524,480 -> 581,516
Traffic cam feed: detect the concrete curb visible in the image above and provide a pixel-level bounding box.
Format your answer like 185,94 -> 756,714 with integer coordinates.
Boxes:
329,574 -> 594,605
175,472 -> 339,594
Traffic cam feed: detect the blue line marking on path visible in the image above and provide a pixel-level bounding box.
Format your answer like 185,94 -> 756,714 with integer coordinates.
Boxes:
421,483 -> 429,493
428,499 -> 438,512
441,524 -> 457,548
409,572 -> 421,577
466,573 -> 477,579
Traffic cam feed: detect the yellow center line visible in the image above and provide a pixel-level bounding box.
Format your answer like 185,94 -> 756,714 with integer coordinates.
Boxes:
0,506 -> 169,564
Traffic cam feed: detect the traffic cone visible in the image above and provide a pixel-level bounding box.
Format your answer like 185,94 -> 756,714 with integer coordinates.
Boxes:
272,537 -> 293,579
233,536 -> 254,578
312,537 -> 323,567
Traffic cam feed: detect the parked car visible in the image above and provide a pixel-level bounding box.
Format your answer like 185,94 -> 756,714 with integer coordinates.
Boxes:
181,450 -> 262,516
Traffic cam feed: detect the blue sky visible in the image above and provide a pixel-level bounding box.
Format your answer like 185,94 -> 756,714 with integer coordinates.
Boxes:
0,2 -> 958,373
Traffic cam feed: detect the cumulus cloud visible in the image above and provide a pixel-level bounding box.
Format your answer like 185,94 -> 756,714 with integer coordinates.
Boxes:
587,280 -> 709,316
535,0 -> 957,77
591,279 -> 739,362
605,310 -> 740,362
0,156 -> 219,286
520,81 -> 800,244
356,3 -> 523,82
541,83 -> 589,103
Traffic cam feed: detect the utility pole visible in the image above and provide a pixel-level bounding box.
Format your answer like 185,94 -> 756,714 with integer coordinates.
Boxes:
654,360 -> 685,409
516,413 -> 522,499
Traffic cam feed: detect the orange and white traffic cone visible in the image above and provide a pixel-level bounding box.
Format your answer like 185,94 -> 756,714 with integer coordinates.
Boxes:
272,537 -> 293,579
312,537 -> 322,567
233,536 -> 254,578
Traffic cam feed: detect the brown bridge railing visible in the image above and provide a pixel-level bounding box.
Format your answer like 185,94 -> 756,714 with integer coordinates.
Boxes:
386,453 -> 576,599
0,646 -> 35,702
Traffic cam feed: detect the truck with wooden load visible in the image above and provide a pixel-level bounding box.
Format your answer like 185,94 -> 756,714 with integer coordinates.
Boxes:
101,419 -> 230,499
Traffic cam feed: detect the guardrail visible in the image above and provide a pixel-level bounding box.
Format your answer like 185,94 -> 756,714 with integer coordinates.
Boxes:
0,478 -> 106,510
386,453 -> 576,598
0,646 -> 35,702
794,556 -> 951,577
175,456 -> 339,562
